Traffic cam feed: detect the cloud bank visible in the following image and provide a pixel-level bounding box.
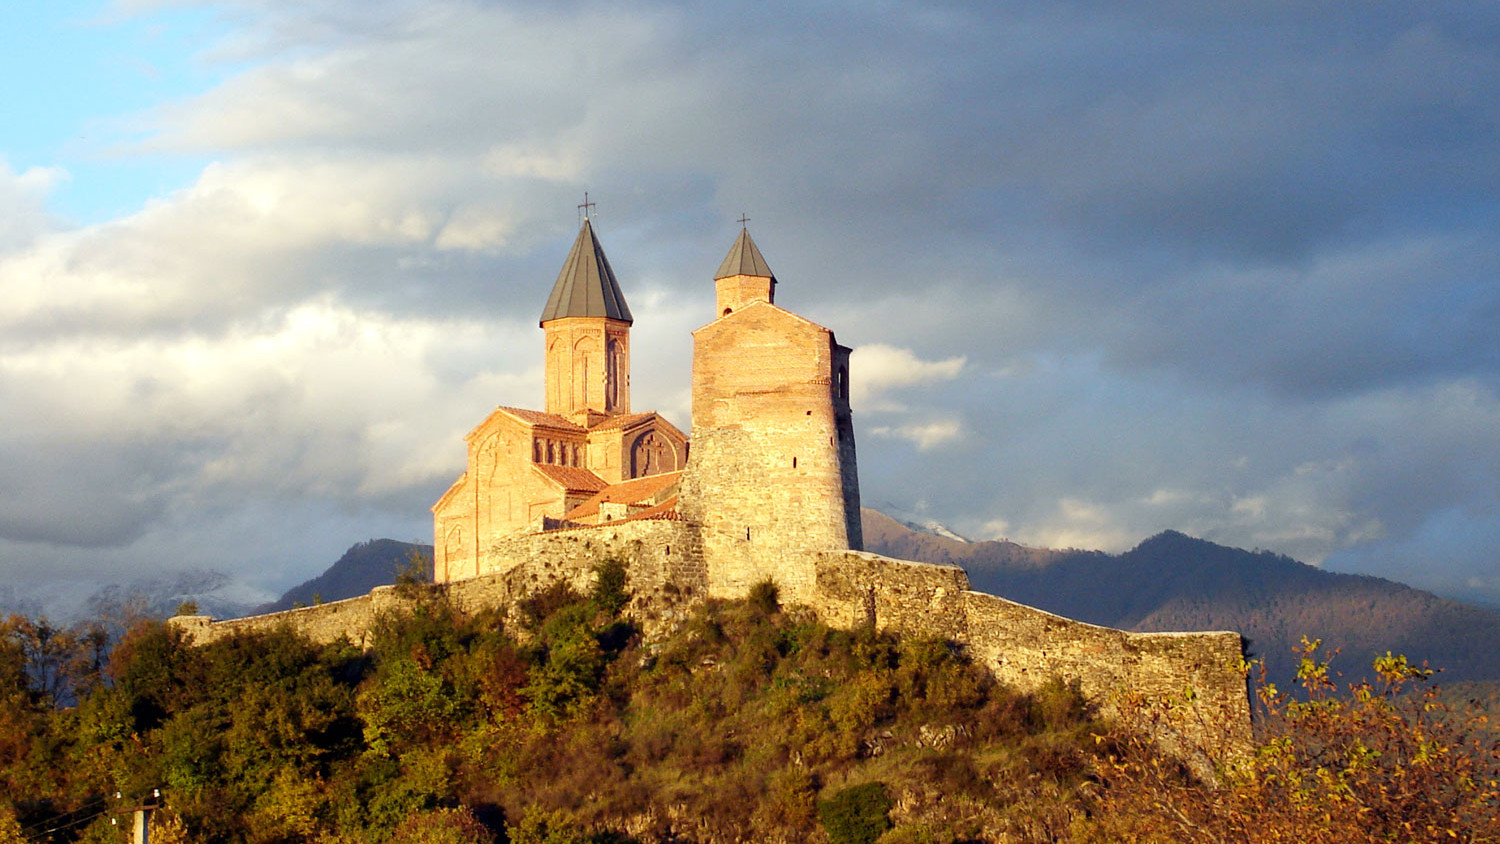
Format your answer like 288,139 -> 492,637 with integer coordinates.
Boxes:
2,0 -> 1498,611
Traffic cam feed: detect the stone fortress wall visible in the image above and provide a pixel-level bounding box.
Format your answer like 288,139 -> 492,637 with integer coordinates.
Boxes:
172,218 -> 1251,762
175,526 -> 1251,759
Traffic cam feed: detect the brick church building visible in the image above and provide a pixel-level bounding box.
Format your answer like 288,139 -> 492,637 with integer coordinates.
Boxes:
430,214 -> 861,588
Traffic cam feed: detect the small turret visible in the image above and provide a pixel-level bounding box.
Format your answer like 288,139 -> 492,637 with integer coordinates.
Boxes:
713,226 -> 776,317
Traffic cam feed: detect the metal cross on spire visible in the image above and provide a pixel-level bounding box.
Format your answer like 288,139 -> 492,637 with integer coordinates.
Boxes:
578,192 -> 597,225
737,212 -> 751,229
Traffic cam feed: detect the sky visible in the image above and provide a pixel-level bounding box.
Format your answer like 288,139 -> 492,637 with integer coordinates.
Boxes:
2,0 -> 1499,615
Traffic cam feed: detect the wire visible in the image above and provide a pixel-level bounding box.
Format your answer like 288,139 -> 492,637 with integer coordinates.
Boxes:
19,788 -> 161,839
19,794 -> 108,835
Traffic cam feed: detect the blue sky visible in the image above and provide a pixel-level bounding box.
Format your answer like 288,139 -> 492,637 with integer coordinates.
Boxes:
1,0 -> 1498,616
0,1 -> 227,222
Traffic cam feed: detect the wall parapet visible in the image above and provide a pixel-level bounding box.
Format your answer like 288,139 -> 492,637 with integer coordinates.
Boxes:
812,550 -> 969,641
166,585 -> 409,648
807,549 -> 1252,764
173,538 -> 1250,765
172,520 -> 709,648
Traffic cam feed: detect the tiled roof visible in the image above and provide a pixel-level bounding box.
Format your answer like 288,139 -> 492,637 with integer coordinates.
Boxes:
562,470 -> 683,520
548,496 -> 683,533
539,218 -> 633,326
497,406 -> 584,431
714,227 -> 775,281
532,464 -> 609,493
587,411 -> 655,432
621,495 -> 681,522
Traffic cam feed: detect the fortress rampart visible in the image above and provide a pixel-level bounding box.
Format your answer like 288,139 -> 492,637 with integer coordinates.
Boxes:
174,529 -> 1251,759
170,216 -> 1251,765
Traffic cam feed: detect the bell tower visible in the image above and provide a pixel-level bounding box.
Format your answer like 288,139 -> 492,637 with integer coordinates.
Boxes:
713,222 -> 776,316
539,215 -> 633,425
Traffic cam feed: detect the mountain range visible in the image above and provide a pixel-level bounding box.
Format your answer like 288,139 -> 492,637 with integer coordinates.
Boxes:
252,538 -> 433,614
243,510 -> 1500,687
862,509 -> 1500,685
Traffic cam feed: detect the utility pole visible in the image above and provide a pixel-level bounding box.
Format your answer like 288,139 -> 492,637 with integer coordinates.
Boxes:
132,807 -> 151,844
113,788 -> 159,844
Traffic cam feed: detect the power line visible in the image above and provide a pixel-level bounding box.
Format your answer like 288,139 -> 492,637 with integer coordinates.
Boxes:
19,788 -> 160,840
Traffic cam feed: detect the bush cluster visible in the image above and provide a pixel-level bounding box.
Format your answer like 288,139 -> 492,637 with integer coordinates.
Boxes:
0,583 -> 1494,843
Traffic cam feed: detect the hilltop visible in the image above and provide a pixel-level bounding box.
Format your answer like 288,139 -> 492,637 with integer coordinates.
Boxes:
4,578 -> 1494,842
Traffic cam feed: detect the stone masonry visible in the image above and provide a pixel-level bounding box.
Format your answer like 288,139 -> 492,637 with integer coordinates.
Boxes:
174,215 -> 1252,761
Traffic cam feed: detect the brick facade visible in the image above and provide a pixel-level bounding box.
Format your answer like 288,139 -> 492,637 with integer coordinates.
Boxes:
175,218 -> 1251,761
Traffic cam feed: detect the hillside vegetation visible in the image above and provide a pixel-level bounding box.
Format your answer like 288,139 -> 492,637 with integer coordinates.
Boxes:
1,569 -> 1496,843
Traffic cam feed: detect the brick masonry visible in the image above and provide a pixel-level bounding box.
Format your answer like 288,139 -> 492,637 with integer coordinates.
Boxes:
171,224 -> 1252,763
173,538 -> 1250,760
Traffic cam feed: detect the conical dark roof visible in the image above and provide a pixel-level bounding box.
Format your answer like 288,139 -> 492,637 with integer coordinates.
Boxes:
714,227 -> 775,281
540,219 -> 633,326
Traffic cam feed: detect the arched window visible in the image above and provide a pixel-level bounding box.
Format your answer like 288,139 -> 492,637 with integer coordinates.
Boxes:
606,338 -> 622,411
575,336 -> 599,410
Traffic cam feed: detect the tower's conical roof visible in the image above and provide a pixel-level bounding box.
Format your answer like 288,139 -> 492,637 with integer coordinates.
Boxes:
714,227 -> 775,281
540,218 -> 633,326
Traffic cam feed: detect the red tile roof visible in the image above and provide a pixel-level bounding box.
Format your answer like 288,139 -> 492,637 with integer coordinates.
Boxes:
545,496 -> 683,533
532,464 -> 609,493
498,406 -> 583,431
563,471 -> 683,521
587,411 -> 656,432
621,495 -> 681,522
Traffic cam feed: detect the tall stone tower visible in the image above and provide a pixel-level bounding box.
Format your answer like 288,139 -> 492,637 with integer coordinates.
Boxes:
540,217 -> 632,426
680,226 -> 863,604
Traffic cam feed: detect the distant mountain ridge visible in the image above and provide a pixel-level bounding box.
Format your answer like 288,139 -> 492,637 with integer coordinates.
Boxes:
869,501 -> 973,543
862,508 -> 1500,684
266,515 -> 1500,686
254,539 -> 432,614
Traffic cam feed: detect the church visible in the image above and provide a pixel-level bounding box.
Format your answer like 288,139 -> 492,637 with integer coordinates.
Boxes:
177,208 -> 1251,763
431,213 -> 862,591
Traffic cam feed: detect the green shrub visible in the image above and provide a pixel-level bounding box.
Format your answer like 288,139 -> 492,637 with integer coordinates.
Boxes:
748,580 -> 780,616
817,781 -> 892,844
592,559 -> 629,617
507,806 -> 589,844
393,805 -> 496,843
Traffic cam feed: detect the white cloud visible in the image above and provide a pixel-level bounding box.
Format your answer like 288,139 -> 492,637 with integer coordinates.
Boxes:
1011,497 -> 1141,553
0,296 -> 537,550
3,0 -> 1500,614
851,343 -> 965,412
0,160 -> 66,252
869,418 -> 964,451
